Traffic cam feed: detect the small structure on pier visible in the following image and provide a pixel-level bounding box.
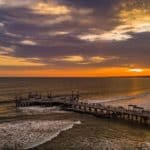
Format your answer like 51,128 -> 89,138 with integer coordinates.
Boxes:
128,105 -> 144,113
134,106 -> 144,113
128,104 -> 137,110
28,92 -> 42,99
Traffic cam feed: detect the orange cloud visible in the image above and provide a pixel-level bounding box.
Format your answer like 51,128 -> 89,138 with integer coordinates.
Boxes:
32,2 -> 70,15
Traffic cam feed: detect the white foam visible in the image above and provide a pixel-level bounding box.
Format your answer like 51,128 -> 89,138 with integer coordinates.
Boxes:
18,106 -> 71,115
81,92 -> 150,103
0,120 -> 81,149
81,95 -> 136,104
140,142 -> 150,149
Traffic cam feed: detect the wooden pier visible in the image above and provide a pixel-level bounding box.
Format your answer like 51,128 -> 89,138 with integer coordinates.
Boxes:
15,92 -> 150,125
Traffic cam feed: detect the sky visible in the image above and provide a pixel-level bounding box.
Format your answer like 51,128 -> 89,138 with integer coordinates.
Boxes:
0,0 -> 150,77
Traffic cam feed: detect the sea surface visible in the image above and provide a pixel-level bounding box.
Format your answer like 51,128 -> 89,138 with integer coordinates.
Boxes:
0,77 -> 150,150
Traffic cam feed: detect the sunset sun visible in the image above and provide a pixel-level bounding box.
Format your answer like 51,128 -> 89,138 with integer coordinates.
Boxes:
129,68 -> 143,73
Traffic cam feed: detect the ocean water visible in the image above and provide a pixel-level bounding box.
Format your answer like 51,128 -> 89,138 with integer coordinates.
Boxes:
0,77 -> 150,150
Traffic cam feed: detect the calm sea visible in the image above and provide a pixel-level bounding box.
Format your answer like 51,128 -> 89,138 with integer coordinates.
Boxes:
0,77 -> 150,150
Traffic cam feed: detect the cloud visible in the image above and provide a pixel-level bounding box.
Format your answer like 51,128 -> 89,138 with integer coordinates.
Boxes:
31,2 -> 70,15
0,55 -> 45,67
0,0 -> 35,8
53,55 -> 84,63
78,32 -> 132,42
0,0 -> 149,75
89,56 -> 106,63
50,55 -> 119,66
0,22 -> 4,27
21,40 -> 37,46
0,46 -> 14,55
77,0 -> 150,42
99,1 -> 150,41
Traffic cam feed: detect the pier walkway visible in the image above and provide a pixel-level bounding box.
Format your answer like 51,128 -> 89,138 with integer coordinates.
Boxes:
15,92 -> 150,125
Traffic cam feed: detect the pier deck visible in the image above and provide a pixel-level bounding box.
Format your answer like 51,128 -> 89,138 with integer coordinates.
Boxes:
15,92 -> 150,125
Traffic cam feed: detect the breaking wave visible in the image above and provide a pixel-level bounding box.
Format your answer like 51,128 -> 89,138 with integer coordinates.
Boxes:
0,120 -> 81,150
18,106 -> 71,115
81,92 -> 150,104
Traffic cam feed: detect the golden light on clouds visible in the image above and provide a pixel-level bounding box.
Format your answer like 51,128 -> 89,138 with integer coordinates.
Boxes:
90,56 -> 105,63
106,1 -> 150,40
119,6 -> 150,33
79,0 -> 150,42
0,55 -> 45,67
99,6 -> 150,41
53,55 -> 84,62
52,55 -> 117,64
32,2 -> 70,15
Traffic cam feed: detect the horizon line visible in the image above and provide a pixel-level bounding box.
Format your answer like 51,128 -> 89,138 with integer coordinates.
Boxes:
0,76 -> 150,78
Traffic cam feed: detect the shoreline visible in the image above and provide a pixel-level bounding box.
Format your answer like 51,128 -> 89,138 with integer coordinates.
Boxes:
26,121 -> 81,150
0,119 -> 81,150
0,107 -> 149,150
